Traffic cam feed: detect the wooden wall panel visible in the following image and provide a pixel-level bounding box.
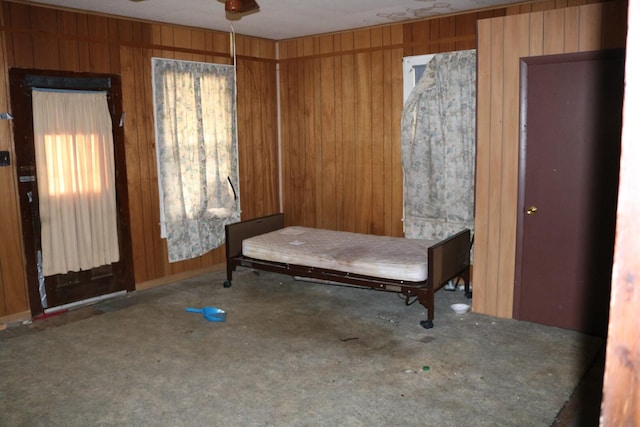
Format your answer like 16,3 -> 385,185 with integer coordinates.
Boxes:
235,36 -> 279,222
339,33 -> 356,233
279,25 -> 406,236
0,5 -> 28,317
0,0 -> 621,318
0,1 -> 278,317
276,1 -> 608,244
473,1 -> 628,318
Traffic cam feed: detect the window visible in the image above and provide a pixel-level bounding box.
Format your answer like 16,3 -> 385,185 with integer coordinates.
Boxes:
402,54 -> 435,104
152,58 -> 241,262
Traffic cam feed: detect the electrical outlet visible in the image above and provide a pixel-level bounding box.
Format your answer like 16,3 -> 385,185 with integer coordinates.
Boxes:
0,151 -> 10,166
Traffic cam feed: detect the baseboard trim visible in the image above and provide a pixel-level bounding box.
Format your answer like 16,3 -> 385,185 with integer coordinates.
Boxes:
0,310 -> 32,325
135,263 -> 226,291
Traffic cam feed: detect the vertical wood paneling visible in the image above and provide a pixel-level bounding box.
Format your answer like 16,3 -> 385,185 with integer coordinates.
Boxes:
439,16 -> 457,52
235,36 -> 278,222
278,1 -> 607,245
563,7 -> 580,51
578,3 -> 603,51
455,13 -> 478,51
497,13 -> 529,318
58,11 -> 82,71
381,27 -> 393,235
0,5 -> 28,316
0,0 -> 623,318
0,2 -> 279,317
340,32 -> 356,232
5,3 -> 34,68
474,1 -> 627,318
87,15 -> 111,73
354,29 -> 373,234
390,26 -> 404,238
370,28 -> 384,234
529,9 -> 545,56
312,38 -> 323,227
485,17 -> 504,315
75,14 -> 91,71
543,9 -> 566,53
236,36 -> 251,224
319,35 -> 337,230
302,38 -> 316,227
332,34 -> 344,232
30,7 -> 60,69
473,19 -> 492,315
120,45 -> 148,284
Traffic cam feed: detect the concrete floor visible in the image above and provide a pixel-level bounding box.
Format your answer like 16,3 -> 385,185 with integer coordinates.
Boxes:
0,269 -> 604,426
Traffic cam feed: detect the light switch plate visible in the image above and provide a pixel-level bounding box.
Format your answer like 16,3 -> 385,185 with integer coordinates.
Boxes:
0,151 -> 10,166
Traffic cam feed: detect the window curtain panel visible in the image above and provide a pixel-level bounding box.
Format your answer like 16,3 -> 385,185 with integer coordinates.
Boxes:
153,58 -> 240,263
32,90 -> 120,277
401,49 -> 476,242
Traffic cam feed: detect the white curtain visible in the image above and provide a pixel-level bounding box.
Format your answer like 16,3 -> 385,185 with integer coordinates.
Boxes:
401,49 -> 476,241
32,90 -> 120,277
152,58 -> 241,263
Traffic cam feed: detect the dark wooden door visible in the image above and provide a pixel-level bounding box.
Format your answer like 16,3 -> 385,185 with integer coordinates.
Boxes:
9,69 -> 135,315
514,50 -> 625,337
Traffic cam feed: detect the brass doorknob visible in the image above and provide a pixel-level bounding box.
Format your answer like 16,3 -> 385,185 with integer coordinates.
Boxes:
526,206 -> 538,215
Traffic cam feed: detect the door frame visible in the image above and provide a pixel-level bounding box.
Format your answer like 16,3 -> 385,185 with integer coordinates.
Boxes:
8,68 -> 135,316
513,49 -> 624,324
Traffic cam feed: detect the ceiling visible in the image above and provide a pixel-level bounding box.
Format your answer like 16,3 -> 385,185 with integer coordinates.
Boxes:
22,0 -> 526,40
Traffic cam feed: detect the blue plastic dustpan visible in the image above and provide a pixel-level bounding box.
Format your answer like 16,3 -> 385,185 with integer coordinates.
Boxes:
185,306 -> 226,322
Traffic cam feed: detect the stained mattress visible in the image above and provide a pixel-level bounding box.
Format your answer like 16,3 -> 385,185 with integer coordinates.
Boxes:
242,226 -> 437,282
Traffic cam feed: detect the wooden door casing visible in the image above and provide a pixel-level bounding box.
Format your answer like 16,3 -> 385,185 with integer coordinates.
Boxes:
9,68 -> 135,315
514,50 -> 625,337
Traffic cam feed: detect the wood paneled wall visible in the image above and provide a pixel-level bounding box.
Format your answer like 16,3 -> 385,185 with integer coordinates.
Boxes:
0,6 -> 27,318
0,1 -> 279,317
275,1 -> 611,237
277,7 -> 507,236
0,0 -> 621,318
473,1 -> 628,318
278,27 -> 405,236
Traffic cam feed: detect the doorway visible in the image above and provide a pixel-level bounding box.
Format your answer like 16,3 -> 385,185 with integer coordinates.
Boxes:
9,69 -> 134,316
514,50 -> 625,337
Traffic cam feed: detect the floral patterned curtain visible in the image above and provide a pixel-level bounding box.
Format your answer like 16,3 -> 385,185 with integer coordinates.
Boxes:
401,49 -> 476,241
152,58 -> 241,262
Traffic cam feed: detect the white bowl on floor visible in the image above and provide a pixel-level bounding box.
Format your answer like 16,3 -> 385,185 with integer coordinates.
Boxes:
450,303 -> 470,314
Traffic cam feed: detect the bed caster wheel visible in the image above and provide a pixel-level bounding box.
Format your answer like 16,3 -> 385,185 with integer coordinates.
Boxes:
223,280 -> 232,288
420,320 -> 434,329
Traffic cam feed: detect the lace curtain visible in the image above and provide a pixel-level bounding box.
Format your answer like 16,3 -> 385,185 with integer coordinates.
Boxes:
152,58 -> 241,262
401,49 -> 476,241
32,90 -> 120,276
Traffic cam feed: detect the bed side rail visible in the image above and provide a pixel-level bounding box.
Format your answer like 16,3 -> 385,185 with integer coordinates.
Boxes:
225,213 -> 285,260
428,228 -> 471,288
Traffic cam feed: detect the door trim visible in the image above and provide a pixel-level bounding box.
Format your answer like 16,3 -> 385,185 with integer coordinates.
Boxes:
8,68 -> 135,315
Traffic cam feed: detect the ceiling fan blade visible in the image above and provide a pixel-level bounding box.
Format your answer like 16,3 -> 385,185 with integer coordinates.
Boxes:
225,0 -> 260,14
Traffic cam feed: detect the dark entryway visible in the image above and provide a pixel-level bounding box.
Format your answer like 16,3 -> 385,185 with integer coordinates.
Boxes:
9,68 -> 134,316
514,50 -> 625,337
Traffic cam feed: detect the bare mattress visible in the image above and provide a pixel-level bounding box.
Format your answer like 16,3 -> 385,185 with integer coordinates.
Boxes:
242,226 -> 437,282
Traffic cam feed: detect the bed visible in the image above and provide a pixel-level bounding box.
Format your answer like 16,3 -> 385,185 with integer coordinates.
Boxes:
223,213 -> 471,329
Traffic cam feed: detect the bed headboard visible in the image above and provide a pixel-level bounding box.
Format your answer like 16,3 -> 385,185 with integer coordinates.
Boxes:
225,213 -> 285,259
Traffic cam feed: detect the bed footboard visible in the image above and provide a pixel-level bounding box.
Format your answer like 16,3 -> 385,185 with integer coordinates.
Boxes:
428,228 -> 471,292
419,228 -> 472,329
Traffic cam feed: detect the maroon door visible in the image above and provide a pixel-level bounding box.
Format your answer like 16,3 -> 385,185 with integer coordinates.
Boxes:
514,50 -> 625,337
